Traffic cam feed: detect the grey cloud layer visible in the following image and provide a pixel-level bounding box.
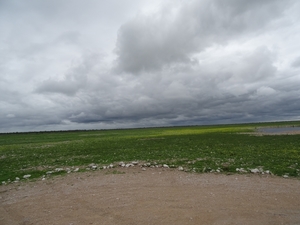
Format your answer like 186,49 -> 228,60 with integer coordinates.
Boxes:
115,0 -> 287,73
1,0 -> 300,132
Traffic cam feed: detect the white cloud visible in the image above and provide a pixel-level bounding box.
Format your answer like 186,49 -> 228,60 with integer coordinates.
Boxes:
6,114 -> 15,118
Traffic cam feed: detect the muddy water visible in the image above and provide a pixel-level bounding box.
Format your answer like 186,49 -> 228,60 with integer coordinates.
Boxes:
259,126 -> 300,134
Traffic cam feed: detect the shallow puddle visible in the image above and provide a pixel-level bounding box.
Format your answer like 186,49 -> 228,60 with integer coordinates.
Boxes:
259,126 -> 300,134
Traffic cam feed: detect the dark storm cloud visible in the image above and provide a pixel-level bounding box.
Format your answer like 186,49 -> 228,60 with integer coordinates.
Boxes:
115,0 -> 287,74
35,53 -> 100,96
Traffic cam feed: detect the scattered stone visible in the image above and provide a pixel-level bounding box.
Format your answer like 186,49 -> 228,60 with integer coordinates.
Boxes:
178,166 -> 184,171
15,177 -> 20,181
86,168 -> 90,170
42,178 -> 46,181
2,181 -> 6,185
250,168 -> 260,174
142,168 -> 146,171
73,168 -> 79,172
163,164 -> 169,168
283,175 -> 289,178
265,170 -> 270,174
216,169 -> 220,173
132,161 -> 139,165
91,165 -> 97,170
46,171 -> 53,174
236,168 -> 247,173
88,163 -> 96,167
119,162 -> 125,167
55,168 -> 64,172
108,164 -> 114,168
23,174 -> 31,179
125,163 -> 134,167
102,166 -> 107,169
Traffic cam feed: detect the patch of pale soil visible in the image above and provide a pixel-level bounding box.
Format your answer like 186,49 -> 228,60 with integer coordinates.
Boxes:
1,168 -> 300,225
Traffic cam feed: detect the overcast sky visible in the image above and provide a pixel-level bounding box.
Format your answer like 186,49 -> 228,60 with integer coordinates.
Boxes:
1,0 -> 300,132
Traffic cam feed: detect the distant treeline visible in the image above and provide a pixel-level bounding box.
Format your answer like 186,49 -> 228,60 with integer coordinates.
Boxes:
1,120 -> 299,135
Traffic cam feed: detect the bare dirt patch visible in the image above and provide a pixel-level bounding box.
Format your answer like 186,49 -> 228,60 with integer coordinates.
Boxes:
1,168 -> 300,225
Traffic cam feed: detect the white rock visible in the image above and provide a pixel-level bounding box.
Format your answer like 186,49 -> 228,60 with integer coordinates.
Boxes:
2,181 -> 6,185
132,161 -> 139,165
15,177 -> 20,181
74,168 -> 79,172
283,175 -> 289,178
163,164 -> 169,168
265,170 -> 270,174
109,164 -> 114,168
178,166 -> 184,171
23,174 -> 31,179
216,169 -> 220,173
250,168 -> 260,174
88,163 -> 96,167
91,165 -> 97,170
118,162 -> 125,166
142,168 -> 146,171
125,163 -> 134,167
236,168 -> 247,173
42,178 -> 46,181
102,166 -> 107,169
46,171 -> 53,174
55,168 -> 64,172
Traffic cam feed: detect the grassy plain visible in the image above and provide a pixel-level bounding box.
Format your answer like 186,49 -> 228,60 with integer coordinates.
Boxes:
1,121 -> 300,183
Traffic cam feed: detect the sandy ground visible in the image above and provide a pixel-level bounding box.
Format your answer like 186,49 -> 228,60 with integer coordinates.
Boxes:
1,168 -> 300,225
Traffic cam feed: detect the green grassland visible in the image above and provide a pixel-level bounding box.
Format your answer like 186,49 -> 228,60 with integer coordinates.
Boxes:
1,121 -> 300,183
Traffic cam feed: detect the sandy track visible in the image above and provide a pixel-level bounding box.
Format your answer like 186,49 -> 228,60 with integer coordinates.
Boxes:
1,168 -> 300,225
